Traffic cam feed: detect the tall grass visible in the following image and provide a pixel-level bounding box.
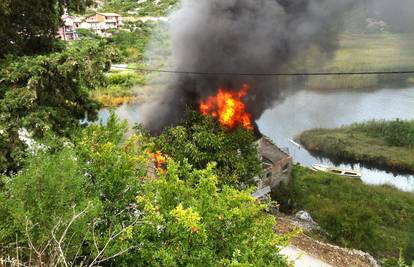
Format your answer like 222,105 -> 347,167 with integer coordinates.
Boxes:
91,71 -> 146,107
299,120 -> 414,172
348,120 -> 414,148
302,33 -> 414,90
272,165 -> 414,263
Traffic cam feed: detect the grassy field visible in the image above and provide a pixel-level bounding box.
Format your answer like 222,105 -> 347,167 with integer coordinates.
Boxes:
272,165 -> 414,263
299,120 -> 414,173
303,33 -> 414,90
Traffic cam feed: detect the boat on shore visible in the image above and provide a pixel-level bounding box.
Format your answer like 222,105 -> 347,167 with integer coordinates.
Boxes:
312,164 -> 362,178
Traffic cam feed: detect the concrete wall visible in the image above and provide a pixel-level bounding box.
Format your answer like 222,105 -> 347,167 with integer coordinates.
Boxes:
260,157 -> 292,189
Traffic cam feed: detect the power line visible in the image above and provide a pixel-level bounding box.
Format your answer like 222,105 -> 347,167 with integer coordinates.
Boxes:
113,65 -> 414,77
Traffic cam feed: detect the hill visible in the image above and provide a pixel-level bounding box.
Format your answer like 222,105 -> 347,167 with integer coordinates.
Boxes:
99,0 -> 179,16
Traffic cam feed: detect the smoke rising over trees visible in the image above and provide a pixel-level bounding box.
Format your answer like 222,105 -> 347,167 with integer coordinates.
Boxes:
141,0 -> 359,132
141,0 -> 414,133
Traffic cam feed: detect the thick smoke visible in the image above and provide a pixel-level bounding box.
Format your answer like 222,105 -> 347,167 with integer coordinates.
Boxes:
368,0 -> 414,33
141,0 -> 358,132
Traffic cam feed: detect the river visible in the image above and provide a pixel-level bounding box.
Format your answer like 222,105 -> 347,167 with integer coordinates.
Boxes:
98,87 -> 414,192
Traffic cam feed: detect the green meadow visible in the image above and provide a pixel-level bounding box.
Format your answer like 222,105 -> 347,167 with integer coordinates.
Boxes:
272,165 -> 414,263
304,33 -> 414,89
299,120 -> 414,173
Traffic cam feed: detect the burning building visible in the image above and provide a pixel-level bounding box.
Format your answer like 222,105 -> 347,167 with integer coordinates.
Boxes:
140,0 -> 358,133
256,137 -> 292,189
139,0 -> 358,189
197,85 -> 292,190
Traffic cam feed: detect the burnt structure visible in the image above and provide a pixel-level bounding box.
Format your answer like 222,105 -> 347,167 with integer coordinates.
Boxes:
256,137 -> 293,189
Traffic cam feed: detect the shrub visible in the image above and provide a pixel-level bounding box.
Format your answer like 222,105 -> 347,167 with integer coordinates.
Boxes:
0,148 -> 101,264
383,120 -> 414,147
119,160 -> 289,266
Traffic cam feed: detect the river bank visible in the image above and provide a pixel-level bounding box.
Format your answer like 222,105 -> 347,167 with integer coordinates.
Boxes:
272,165 -> 414,264
298,120 -> 414,174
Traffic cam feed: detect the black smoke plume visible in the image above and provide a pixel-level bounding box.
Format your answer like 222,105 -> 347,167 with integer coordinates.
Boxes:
141,0 -> 357,132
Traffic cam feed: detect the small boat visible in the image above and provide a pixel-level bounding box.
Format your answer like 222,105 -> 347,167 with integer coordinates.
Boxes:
311,164 -> 362,178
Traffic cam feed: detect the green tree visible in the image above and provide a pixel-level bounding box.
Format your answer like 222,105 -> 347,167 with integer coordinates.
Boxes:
0,0 -> 93,57
0,114 -> 289,266
153,111 -> 262,187
0,40 -> 118,173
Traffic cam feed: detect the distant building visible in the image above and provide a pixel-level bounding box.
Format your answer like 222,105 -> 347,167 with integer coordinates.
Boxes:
256,137 -> 293,189
58,15 -> 80,41
58,12 -> 123,40
84,12 -> 123,36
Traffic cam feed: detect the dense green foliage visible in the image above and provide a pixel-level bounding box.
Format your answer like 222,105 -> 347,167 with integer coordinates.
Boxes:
0,0 -> 93,56
102,0 -> 179,16
0,113 -> 288,266
109,21 -> 170,63
299,120 -> 414,172
272,165 -> 414,263
108,22 -> 152,62
0,40 -> 118,173
154,111 -> 263,187
348,120 -> 414,148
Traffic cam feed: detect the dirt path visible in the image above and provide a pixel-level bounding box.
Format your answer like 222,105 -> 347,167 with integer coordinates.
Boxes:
281,245 -> 333,267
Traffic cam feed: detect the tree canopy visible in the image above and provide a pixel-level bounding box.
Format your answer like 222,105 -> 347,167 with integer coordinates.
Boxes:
0,113 -> 289,266
152,111 -> 263,187
0,40 -> 118,173
0,0 -> 93,57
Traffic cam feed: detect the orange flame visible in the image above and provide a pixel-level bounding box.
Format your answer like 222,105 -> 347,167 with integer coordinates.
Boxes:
199,84 -> 253,130
147,150 -> 166,169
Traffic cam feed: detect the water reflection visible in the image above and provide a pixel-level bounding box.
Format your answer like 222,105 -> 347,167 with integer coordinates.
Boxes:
257,87 -> 414,192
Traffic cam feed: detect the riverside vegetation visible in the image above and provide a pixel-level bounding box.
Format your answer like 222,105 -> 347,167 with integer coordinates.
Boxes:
299,120 -> 414,173
2,1 -> 414,265
79,20 -> 170,107
0,113 -> 290,266
1,3 -> 290,263
272,165 -> 414,264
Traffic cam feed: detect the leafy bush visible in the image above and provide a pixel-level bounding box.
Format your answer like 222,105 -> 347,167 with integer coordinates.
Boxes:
383,120 -> 414,147
116,161 -> 288,266
108,30 -> 148,62
0,113 -> 146,265
76,28 -> 102,40
0,148 -> 100,264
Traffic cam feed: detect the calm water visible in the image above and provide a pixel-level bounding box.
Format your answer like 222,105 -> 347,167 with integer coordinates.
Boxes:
99,87 -> 414,192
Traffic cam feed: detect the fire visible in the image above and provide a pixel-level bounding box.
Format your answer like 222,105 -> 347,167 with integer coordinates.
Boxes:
148,150 -> 166,169
199,84 -> 253,130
